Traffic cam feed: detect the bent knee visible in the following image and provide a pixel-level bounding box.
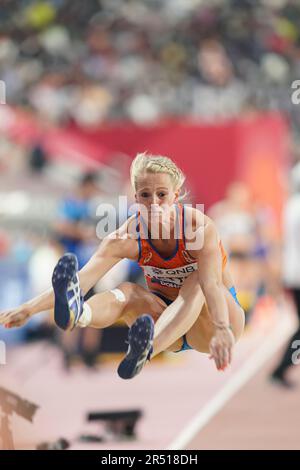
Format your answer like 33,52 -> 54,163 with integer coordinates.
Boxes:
117,281 -> 136,298
117,282 -> 164,313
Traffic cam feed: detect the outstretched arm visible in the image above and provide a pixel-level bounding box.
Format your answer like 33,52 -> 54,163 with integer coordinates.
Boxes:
195,220 -> 235,370
0,229 -> 136,328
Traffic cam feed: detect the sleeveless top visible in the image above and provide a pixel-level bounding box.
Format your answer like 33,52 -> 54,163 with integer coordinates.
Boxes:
135,204 -> 227,292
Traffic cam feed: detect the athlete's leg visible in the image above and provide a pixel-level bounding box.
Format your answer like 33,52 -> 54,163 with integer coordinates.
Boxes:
116,276 -> 244,379
85,282 -> 166,329
183,285 -> 245,353
98,271 -> 205,378
114,273 -> 206,378
52,253 -> 166,331
151,271 -> 206,357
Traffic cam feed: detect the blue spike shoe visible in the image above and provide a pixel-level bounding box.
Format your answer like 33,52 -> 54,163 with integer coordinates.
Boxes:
52,253 -> 84,331
117,314 -> 154,380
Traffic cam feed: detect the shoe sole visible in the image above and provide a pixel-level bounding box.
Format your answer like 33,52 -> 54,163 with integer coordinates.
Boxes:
117,314 -> 154,380
52,253 -> 78,331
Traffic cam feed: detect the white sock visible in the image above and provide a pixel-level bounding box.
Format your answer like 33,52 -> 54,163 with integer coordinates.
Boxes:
77,302 -> 92,328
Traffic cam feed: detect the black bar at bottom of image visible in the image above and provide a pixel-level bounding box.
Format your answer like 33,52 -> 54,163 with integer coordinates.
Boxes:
0,450 -> 299,466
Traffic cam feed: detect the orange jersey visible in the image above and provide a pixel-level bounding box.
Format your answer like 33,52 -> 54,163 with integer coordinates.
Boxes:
136,204 -> 227,293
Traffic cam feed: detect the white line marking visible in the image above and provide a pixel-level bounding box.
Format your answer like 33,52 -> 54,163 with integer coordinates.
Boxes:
168,314 -> 294,450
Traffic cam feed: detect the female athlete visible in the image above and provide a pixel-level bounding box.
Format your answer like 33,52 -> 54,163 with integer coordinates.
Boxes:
0,153 -> 245,379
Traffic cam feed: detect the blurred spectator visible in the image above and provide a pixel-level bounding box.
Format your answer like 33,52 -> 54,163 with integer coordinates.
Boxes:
270,162 -> 300,389
0,0 -> 299,131
208,181 -> 276,321
54,170 -> 103,368
192,39 -> 249,120
54,171 -> 100,268
28,141 -> 48,173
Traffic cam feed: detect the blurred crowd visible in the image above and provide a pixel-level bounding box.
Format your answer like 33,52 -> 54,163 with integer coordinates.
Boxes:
1,0 -> 300,375
0,0 -> 300,129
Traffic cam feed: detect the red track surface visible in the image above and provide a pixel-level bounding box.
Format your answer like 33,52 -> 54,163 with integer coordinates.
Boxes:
1,299 -> 298,450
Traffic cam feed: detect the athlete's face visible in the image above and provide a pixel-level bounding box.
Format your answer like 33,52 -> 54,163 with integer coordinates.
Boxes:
135,172 -> 179,219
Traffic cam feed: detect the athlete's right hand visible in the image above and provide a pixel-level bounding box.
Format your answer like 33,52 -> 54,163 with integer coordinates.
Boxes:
209,326 -> 235,371
0,304 -> 32,328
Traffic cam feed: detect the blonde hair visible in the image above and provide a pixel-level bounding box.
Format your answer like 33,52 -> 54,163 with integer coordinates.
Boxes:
130,152 -> 186,196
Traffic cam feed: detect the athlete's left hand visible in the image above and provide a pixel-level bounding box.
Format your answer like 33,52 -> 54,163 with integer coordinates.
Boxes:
209,326 -> 235,371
